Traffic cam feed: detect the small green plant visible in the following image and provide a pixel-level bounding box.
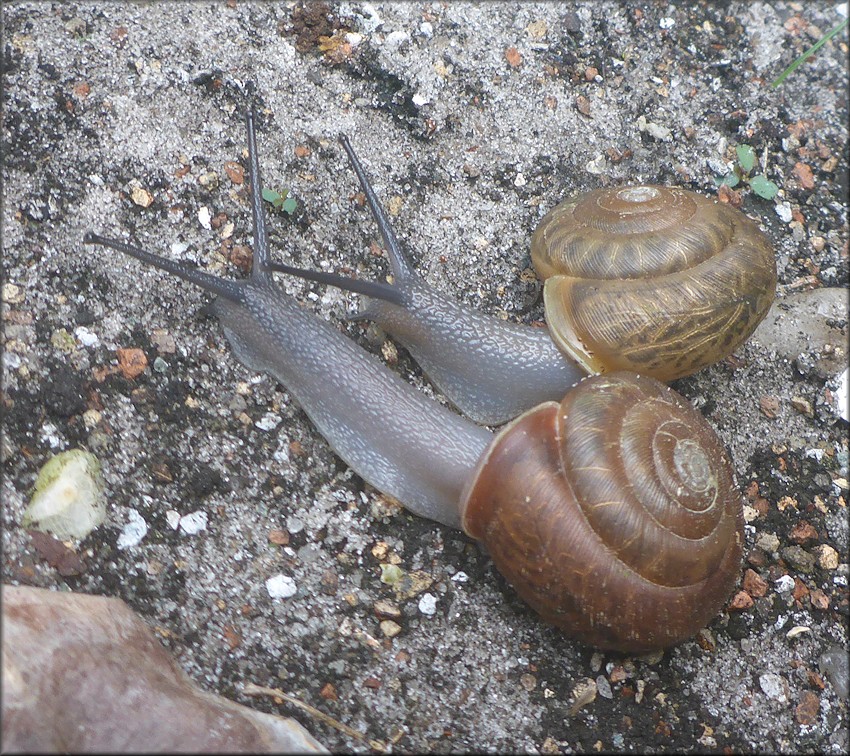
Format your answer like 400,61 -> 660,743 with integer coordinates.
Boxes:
716,144 -> 779,200
262,187 -> 297,214
772,17 -> 849,88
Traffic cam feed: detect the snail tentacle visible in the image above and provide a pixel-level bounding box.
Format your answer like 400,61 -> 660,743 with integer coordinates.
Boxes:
272,135 -> 585,426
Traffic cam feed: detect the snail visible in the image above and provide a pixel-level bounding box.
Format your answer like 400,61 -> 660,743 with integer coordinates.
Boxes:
84,110 -> 743,652
270,138 -> 777,425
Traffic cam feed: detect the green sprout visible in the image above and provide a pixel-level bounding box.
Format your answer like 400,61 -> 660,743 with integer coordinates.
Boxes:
772,17 -> 849,89
716,144 -> 779,200
262,187 -> 297,214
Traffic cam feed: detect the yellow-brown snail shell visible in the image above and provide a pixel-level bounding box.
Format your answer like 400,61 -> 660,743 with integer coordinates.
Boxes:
532,185 -> 777,381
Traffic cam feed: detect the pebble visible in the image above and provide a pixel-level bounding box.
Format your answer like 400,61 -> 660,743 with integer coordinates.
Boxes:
590,651 -> 603,672
3,282 -> 24,303
255,412 -> 281,431
373,600 -> 401,620
595,675 -> 613,699
775,202 -> 793,223
418,593 -> 437,615
74,326 -> 98,347
814,544 -> 840,570
774,574 -> 796,593
379,620 -> 402,638
117,509 -> 148,549
266,574 -> 297,599
781,545 -> 816,573
819,647 -> 849,699
179,511 -> 208,535
198,206 -> 212,230
286,515 -> 304,534
384,30 -> 409,48
756,532 -> 781,554
23,449 -> 106,541
759,672 -> 788,702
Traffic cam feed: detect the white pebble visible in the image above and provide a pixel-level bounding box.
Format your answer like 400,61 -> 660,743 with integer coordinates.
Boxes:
179,510 -> 208,535
255,412 -> 281,431
23,449 -> 105,541
774,574 -> 795,592
117,509 -> 148,550
384,30 -> 409,47
758,672 -> 787,702
418,593 -> 437,615
266,574 -> 297,599
286,515 -> 304,534
835,367 -> 849,422
165,509 -> 181,530
74,326 -> 99,347
585,154 -> 607,174
198,206 -> 212,230
775,202 -> 793,223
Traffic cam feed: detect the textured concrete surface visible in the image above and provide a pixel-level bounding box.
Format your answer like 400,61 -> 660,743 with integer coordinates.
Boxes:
3,2 -> 848,752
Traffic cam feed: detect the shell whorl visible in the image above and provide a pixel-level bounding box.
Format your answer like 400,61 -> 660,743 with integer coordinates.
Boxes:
460,372 -> 743,652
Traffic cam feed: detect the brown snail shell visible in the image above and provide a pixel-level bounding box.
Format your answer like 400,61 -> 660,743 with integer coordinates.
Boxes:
461,371 -> 743,652
531,186 -> 777,381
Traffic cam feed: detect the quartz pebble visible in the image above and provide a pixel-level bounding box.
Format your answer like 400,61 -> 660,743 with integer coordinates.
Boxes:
266,574 -> 297,599
418,593 -> 437,615
759,672 -> 788,702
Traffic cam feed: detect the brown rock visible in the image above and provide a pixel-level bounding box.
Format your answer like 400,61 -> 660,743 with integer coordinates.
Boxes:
742,569 -> 768,598
789,521 -> 818,543
116,347 -> 147,379
729,591 -> 754,611
795,690 -> 820,725
1,585 -> 325,752
810,589 -> 830,610
793,162 -> 815,190
505,46 -> 522,68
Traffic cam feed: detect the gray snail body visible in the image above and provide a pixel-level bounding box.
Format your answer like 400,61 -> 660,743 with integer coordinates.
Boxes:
85,111 -> 743,652
272,139 -> 777,426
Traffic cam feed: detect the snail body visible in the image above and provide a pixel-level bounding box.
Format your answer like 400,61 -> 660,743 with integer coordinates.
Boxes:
273,141 -> 776,425
85,111 -> 742,651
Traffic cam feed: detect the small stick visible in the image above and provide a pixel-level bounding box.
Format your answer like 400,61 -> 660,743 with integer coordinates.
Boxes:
243,682 -> 392,752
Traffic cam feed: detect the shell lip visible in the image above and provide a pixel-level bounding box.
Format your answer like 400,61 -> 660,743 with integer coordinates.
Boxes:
542,277 -> 606,375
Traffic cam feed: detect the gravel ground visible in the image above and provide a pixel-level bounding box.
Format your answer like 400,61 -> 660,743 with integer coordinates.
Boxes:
2,2 -> 848,752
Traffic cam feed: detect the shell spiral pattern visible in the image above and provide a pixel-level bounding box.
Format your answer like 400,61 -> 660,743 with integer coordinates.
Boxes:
461,372 -> 743,652
531,186 -> 777,381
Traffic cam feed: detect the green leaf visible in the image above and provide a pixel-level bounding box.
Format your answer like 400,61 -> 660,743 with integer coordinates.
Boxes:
749,175 -> 779,200
772,17 -> 849,88
715,174 -> 740,188
281,197 -> 297,214
262,188 -> 279,203
736,144 -> 756,173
